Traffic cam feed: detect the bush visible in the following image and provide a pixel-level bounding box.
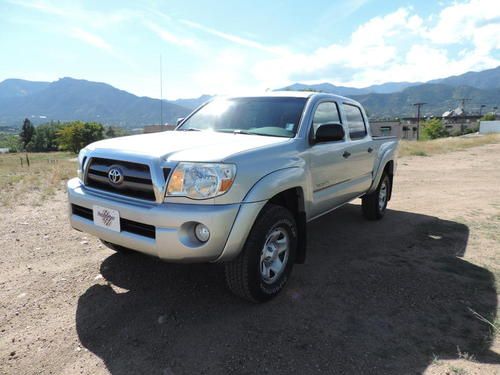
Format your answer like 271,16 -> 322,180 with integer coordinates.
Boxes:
0,133 -> 20,152
421,118 -> 449,140
480,113 -> 496,121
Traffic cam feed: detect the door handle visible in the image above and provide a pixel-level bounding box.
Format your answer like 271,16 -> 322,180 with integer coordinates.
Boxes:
342,151 -> 351,159
367,147 -> 373,153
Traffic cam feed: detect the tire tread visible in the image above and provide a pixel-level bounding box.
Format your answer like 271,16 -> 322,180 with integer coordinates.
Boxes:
224,204 -> 295,302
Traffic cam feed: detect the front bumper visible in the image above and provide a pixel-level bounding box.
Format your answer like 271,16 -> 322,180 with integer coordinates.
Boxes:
67,178 -> 265,263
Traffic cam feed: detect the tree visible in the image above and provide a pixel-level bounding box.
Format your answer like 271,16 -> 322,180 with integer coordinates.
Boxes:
421,118 -> 448,140
105,126 -> 116,138
105,126 -> 129,139
31,123 -> 62,152
19,118 -> 35,150
480,113 -> 496,121
57,121 -> 105,153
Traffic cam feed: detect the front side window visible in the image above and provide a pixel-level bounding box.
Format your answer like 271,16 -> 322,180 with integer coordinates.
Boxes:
343,103 -> 367,139
312,102 -> 341,135
178,97 -> 307,138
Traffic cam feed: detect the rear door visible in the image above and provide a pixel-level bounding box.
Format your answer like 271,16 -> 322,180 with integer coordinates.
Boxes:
341,103 -> 376,194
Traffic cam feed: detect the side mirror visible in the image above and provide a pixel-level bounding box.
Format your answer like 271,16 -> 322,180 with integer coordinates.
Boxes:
315,123 -> 345,143
176,117 -> 185,126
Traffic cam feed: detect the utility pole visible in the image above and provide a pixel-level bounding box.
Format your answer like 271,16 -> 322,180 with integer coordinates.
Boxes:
458,98 -> 471,111
413,102 -> 426,141
479,104 -> 486,117
160,55 -> 163,127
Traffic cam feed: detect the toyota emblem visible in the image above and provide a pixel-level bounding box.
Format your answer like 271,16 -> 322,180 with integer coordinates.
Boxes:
108,166 -> 124,185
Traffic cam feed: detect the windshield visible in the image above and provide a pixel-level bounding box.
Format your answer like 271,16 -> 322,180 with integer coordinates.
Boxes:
177,97 -> 307,138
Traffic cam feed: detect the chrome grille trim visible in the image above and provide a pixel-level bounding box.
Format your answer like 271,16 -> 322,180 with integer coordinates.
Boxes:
85,157 -> 157,201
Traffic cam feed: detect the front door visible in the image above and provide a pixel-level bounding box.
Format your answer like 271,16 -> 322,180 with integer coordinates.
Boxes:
309,101 -> 351,218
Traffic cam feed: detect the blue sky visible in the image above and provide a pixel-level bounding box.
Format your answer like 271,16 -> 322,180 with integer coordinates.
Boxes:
1,0 -> 499,99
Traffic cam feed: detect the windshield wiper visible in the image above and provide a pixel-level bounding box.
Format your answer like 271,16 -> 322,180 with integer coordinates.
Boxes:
178,128 -> 202,131
215,129 -> 252,135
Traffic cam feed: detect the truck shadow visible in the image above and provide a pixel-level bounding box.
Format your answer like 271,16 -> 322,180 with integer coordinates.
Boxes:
76,204 -> 498,374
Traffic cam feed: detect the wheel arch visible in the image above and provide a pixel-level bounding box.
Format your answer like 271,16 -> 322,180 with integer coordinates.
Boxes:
243,167 -> 308,264
368,150 -> 396,196
267,187 -> 307,264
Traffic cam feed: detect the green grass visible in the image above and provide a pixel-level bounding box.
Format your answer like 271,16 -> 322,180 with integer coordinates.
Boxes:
448,365 -> 468,375
0,152 -> 77,206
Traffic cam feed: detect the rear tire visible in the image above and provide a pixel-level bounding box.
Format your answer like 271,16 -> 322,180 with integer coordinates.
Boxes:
224,204 -> 297,303
362,173 -> 391,220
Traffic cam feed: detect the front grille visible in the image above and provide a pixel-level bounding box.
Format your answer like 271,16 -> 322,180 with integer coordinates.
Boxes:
85,157 -> 156,201
71,204 -> 156,239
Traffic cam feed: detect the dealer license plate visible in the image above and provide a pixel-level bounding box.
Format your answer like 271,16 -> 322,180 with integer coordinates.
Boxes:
93,205 -> 121,232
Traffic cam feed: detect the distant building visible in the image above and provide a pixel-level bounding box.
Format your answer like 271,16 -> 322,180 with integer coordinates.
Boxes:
370,120 -> 403,139
479,120 -> 500,134
0,148 -> 9,154
441,107 -> 481,134
143,124 -> 176,134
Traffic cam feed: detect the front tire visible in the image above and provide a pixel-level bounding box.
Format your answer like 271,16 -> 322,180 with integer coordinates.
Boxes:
224,204 -> 297,303
362,173 -> 391,220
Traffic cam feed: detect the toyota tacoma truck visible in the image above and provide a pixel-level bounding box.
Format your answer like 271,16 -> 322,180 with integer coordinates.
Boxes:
67,92 -> 398,302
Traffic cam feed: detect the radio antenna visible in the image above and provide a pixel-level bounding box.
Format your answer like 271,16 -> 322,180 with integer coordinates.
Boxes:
160,54 -> 163,126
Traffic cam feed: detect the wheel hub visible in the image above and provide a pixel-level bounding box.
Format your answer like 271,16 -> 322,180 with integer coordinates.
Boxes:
378,181 -> 387,211
260,228 -> 289,284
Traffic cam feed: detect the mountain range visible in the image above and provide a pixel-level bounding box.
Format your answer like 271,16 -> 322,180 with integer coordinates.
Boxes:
1,66 -> 499,128
0,78 -> 191,128
280,66 -> 500,117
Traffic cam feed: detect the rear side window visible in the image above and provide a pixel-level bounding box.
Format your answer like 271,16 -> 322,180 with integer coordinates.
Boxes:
312,102 -> 341,135
343,104 -> 367,139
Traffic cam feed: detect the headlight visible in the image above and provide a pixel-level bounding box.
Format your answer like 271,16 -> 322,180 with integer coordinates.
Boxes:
166,162 -> 236,200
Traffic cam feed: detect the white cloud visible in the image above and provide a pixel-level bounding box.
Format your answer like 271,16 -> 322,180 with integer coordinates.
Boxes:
425,0 -> 500,45
8,0 -> 133,28
144,21 -> 197,48
70,28 -> 112,51
252,8 -> 423,88
180,19 -> 285,54
251,1 -> 500,90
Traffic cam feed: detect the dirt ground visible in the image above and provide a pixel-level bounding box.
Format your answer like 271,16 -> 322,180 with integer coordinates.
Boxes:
1,143 -> 499,375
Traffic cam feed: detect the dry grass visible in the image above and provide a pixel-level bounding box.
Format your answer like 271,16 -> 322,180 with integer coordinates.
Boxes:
0,152 -> 77,207
399,134 -> 500,157
1,135 -> 500,205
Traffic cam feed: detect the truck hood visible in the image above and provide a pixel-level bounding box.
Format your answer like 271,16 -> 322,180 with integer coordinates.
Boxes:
87,131 -> 291,162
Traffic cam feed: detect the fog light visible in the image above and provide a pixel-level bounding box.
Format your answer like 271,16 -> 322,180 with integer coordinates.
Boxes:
194,223 -> 210,242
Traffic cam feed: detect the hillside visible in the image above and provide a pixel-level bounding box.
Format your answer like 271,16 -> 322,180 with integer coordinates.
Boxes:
429,65 -> 500,90
280,81 -> 420,96
351,84 -> 500,118
0,78 -> 191,128
1,65 -> 499,127
0,79 -> 50,98
281,66 -> 500,118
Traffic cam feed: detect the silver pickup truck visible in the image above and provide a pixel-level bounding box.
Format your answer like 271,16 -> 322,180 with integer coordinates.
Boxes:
67,91 -> 398,302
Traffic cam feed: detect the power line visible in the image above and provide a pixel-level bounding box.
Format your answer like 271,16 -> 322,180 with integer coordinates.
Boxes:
413,102 -> 426,141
